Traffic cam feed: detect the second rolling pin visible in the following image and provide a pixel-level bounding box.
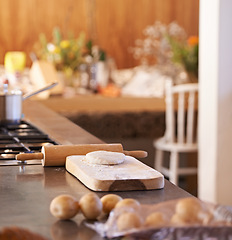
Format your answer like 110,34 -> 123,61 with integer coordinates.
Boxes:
16,143 -> 148,166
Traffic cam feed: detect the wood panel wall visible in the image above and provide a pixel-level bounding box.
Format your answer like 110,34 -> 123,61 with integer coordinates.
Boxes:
0,0 -> 199,69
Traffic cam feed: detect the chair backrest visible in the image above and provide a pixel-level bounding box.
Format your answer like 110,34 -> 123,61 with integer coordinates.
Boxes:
164,80 -> 199,144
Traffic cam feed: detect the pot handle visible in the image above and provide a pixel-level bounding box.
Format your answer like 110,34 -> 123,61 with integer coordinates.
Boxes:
23,82 -> 58,100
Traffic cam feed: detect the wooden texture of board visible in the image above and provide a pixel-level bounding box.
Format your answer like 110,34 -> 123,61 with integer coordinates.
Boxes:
66,155 -> 164,191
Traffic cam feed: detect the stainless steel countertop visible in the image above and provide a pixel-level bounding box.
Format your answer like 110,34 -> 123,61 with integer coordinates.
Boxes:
0,101 -> 191,240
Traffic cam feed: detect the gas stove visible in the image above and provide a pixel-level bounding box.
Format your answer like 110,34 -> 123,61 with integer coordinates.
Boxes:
0,120 -> 57,166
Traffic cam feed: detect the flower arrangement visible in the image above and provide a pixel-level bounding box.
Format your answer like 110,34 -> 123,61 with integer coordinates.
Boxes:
168,35 -> 199,79
34,28 -> 107,78
130,21 -> 199,81
33,27 -> 110,92
34,27 -> 86,77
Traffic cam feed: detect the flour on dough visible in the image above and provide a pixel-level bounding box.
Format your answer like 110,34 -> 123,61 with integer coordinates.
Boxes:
85,151 -> 125,165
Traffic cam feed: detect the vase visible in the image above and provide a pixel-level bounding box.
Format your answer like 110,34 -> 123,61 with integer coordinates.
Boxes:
57,71 -> 81,87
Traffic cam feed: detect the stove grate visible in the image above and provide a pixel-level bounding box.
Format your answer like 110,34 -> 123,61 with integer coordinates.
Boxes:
0,121 -> 57,161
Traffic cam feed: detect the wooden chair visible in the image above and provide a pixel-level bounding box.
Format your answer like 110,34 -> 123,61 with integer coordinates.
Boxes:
153,80 -> 198,185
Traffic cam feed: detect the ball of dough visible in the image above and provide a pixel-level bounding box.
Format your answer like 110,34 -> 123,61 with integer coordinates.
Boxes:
85,151 -> 125,165
50,194 -> 79,220
115,198 -> 140,210
175,197 -> 202,223
100,194 -> 122,214
117,212 -> 142,231
79,193 -> 102,220
145,212 -> 165,227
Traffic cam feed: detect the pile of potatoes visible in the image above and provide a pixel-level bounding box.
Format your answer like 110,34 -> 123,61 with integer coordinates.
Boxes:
50,194 -> 213,232
111,197 -> 213,232
50,192 -> 133,221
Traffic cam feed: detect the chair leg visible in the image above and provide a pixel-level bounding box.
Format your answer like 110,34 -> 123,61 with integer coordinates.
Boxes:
169,151 -> 179,185
154,149 -> 163,172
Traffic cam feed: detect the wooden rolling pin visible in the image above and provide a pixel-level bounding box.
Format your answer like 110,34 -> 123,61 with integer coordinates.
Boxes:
16,143 -> 148,167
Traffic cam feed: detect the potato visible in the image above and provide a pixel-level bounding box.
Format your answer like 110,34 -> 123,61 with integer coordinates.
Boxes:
115,198 -> 140,210
79,193 -> 102,220
50,194 -> 79,220
117,212 -> 142,231
171,213 -> 187,225
175,197 -> 202,223
100,194 -> 122,214
145,212 -> 165,227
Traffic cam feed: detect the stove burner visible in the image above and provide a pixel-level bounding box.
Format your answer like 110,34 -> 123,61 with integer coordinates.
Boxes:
0,121 -> 57,165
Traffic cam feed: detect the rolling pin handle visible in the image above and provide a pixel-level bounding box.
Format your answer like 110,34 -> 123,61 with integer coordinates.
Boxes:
16,152 -> 44,161
123,150 -> 148,158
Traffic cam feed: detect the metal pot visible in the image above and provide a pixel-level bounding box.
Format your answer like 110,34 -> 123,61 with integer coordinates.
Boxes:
0,82 -> 57,125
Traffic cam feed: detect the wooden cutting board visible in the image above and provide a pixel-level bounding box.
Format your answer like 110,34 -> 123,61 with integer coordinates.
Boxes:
66,155 -> 164,191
